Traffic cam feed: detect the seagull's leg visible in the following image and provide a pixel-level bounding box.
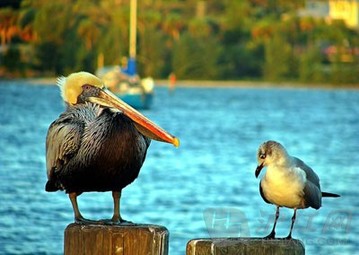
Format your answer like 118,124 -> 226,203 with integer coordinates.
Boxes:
285,208 -> 297,239
265,206 -> 280,239
69,192 -> 90,223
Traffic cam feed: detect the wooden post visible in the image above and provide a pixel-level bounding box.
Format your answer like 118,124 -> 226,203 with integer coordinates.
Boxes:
186,238 -> 305,255
64,223 -> 168,255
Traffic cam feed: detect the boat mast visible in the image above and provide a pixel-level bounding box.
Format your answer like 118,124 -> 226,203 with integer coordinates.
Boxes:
128,0 -> 137,75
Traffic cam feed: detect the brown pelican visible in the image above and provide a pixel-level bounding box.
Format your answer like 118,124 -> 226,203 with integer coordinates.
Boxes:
255,140 -> 340,239
45,71 -> 179,223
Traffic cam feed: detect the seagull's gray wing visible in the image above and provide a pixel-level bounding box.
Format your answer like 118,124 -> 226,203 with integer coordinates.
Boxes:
45,114 -> 84,191
292,157 -> 320,187
293,157 -> 322,209
302,180 -> 322,209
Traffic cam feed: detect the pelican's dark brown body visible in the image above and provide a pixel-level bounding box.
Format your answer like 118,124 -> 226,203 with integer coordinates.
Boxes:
45,72 -> 178,222
46,103 -> 150,194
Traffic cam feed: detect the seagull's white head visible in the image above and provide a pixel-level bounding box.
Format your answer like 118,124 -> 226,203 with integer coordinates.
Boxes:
255,140 -> 289,178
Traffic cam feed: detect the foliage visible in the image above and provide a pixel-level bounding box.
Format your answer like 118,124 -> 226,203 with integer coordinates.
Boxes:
0,0 -> 358,85
2,46 -> 21,72
299,45 -> 326,83
172,32 -> 221,79
263,32 -> 294,81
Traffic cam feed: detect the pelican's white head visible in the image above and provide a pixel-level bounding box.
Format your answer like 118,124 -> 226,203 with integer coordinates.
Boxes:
57,71 -> 104,105
56,71 -> 180,147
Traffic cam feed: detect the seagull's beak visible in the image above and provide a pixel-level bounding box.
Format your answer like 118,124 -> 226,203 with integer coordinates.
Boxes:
255,163 -> 264,178
89,88 -> 179,147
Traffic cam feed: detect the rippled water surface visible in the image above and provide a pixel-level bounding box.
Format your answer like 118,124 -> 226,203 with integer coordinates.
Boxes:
0,81 -> 358,255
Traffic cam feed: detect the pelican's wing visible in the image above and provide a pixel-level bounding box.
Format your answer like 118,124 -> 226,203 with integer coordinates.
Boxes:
45,115 -> 84,191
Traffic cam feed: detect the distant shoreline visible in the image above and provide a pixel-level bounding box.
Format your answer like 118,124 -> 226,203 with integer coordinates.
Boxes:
1,77 -> 358,89
155,79 -> 359,89
157,80 -> 359,89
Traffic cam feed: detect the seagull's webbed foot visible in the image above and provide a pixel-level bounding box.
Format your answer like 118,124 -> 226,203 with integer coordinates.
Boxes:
264,230 -> 276,239
263,206 -> 280,239
283,233 -> 293,240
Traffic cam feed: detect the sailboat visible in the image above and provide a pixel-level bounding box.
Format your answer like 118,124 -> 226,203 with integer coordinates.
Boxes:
96,0 -> 154,109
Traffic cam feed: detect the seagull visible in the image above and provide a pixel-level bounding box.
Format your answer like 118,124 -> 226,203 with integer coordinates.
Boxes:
255,140 -> 340,239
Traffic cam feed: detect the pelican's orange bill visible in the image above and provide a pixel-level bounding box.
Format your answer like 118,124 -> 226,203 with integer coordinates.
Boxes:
89,88 -> 180,147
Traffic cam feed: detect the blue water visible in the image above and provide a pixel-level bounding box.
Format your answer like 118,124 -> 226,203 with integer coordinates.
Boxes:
0,81 -> 358,255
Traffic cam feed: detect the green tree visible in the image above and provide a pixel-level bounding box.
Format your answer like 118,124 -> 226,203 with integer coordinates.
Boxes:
263,32 -> 293,81
138,26 -> 166,77
32,2 -> 72,44
299,45 -> 325,83
98,2 -> 129,67
172,32 -> 220,79
1,0 -> 357,84
2,47 -> 22,72
161,13 -> 184,41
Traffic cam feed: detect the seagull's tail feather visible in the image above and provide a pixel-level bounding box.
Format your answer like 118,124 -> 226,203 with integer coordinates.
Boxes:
322,192 -> 340,198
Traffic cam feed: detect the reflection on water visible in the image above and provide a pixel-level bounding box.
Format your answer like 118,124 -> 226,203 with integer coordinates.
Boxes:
0,82 -> 358,254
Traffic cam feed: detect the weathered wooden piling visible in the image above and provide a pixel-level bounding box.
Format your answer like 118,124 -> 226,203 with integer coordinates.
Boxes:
64,223 -> 168,255
186,238 -> 305,255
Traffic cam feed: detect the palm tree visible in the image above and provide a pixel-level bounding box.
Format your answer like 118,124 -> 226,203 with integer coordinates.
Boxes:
0,8 -> 19,47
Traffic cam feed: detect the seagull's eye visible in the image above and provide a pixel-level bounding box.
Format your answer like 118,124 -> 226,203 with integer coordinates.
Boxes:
260,153 -> 266,159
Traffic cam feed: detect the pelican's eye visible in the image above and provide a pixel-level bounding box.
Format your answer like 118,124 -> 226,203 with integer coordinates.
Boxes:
81,84 -> 99,95
78,84 -> 100,103
82,84 -> 92,90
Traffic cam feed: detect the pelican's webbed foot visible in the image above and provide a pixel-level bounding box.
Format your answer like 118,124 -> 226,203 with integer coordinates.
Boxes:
74,216 -> 98,224
107,216 -> 134,225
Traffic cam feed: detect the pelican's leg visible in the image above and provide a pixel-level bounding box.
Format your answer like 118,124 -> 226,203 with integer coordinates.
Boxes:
285,208 -> 297,239
69,192 -> 86,222
112,191 -> 121,222
265,206 -> 280,239
112,190 -> 130,223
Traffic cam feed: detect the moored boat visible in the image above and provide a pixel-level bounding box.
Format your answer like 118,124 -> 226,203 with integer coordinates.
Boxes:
96,0 -> 153,110
96,65 -> 154,109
